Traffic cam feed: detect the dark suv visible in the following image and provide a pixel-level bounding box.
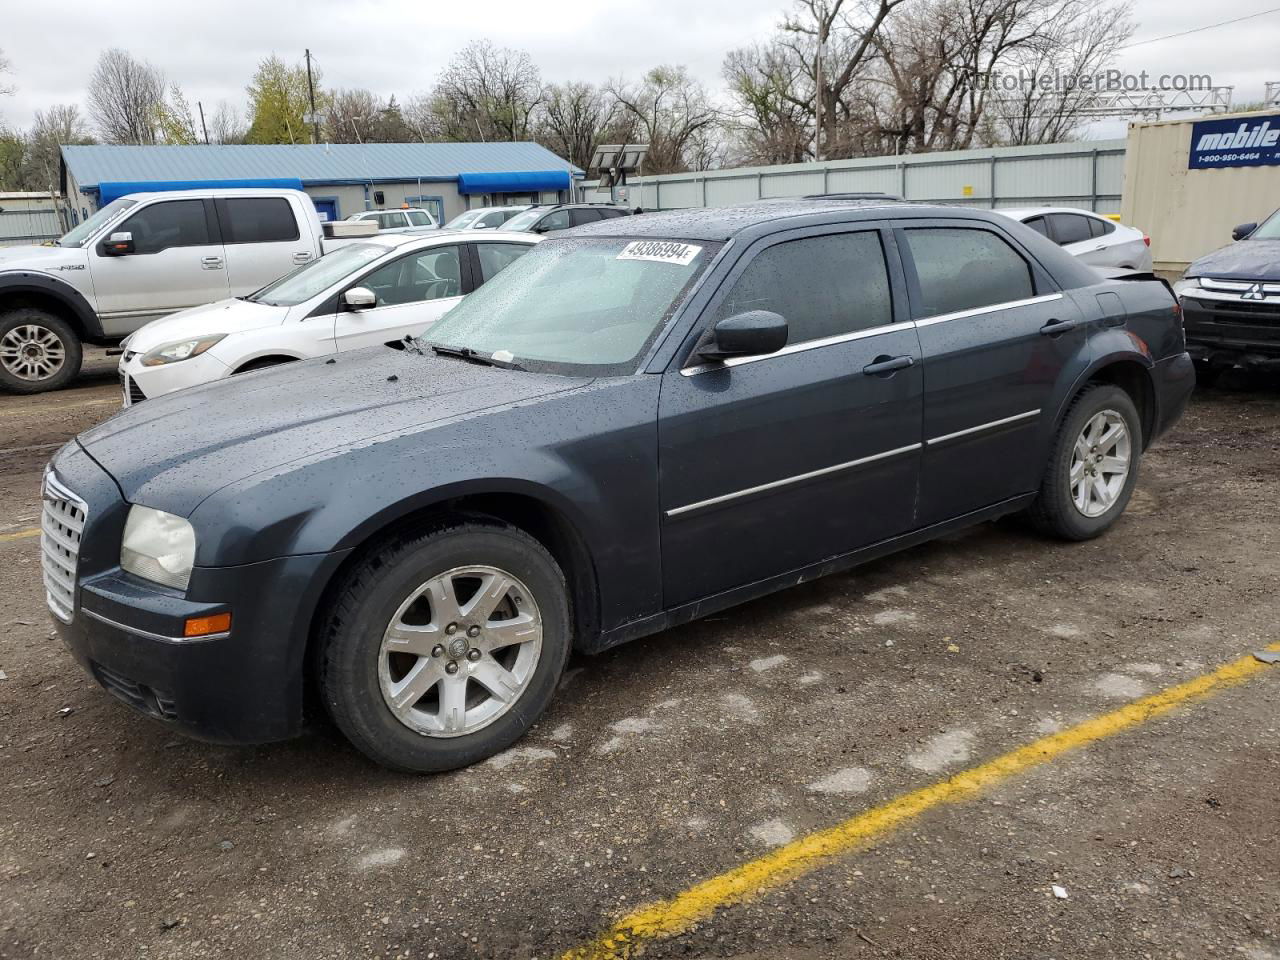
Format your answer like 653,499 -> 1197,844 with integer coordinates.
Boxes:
44,199 -> 1193,772
501,202 -> 631,234
1175,208 -> 1280,379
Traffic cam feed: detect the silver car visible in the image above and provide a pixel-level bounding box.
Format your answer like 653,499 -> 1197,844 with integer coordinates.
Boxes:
997,207 -> 1153,272
442,206 -> 532,231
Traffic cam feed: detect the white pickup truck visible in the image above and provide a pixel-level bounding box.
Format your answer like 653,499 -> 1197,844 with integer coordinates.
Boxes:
0,187 -> 366,393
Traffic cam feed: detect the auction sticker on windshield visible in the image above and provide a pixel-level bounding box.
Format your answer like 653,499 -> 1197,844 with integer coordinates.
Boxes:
617,240 -> 703,265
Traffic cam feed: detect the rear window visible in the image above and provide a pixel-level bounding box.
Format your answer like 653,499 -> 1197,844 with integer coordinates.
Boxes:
221,198 -> 300,244
903,228 -> 1034,317
1048,214 -> 1091,246
1087,216 -> 1116,238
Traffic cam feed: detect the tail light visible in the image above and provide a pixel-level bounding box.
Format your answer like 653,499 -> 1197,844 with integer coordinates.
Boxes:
1143,235 -> 1151,246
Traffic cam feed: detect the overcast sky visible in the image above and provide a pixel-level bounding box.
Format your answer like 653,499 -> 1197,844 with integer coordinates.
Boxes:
2,0 -> 1278,138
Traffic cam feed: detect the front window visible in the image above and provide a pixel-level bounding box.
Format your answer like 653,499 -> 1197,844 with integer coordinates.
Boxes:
425,236 -> 716,376
58,198 -> 136,248
1249,209 -> 1280,240
249,243 -> 388,307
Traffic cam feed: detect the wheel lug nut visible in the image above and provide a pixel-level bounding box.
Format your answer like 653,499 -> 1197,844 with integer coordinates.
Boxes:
467,625 -> 481,638
431,644 -> 444,658
445,661 -> 459,675
467,648 -> 481,662
445,623 -> 458,635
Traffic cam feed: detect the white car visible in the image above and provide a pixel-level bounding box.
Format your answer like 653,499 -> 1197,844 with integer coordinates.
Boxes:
442,206 -> 531,231
346,208 -> 438,232
996,208 -> 1153,272
118,231 -> 540,403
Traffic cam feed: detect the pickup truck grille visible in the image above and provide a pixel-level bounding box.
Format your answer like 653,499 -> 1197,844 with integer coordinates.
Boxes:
41,473 -> 87,623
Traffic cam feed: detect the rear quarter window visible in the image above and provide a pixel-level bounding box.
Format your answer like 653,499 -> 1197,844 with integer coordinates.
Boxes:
903,227 -> 1034,317
221,198 -> 300,244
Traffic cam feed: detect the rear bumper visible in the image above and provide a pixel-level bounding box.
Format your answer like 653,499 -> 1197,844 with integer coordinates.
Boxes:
1150,351 -> 1195,444
1181,295 -> 1280,368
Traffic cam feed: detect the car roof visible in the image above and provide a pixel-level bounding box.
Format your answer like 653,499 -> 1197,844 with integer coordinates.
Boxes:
459,205 -> 530,213
376,229 -> 542,250
120,188 -> 309,202
995,207 -> 1110,220
563,199 -> 1019,242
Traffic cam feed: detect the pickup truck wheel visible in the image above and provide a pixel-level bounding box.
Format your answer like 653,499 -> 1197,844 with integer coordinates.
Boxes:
0,309 -> 83,394
320,522 -> 570,773
1028,384 -> 1142,541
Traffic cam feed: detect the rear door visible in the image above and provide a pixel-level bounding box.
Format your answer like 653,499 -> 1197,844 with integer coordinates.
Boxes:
88,197 -> 230,333
333,243 -> 468,351
216,196 -> 316,294
900,221 -> 1086,526
658,223 -> 923,607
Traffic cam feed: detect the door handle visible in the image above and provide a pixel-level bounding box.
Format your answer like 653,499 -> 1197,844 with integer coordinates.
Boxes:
293,252 -> 314,263
1039,317 -> 1085,336
201,256 -> 223,270
862,354 -> 914,376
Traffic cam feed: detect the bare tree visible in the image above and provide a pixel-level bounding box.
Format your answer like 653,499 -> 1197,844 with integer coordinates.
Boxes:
153,84 -> 198,144
0,48 -> 13,99
325,87 -> 380,143
26,105 -> 94,190
536,82 -> 618,170
207,100 -> 248,144
723,42 -> 815,164
87,48 -> 166,144
607,66 -> 721,174
429,41 -> 544,142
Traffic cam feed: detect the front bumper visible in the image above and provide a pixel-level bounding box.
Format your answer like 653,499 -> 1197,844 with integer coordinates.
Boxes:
119,349 -> 231,405
45,442 -> 349,744
1180,293 -> 1280,368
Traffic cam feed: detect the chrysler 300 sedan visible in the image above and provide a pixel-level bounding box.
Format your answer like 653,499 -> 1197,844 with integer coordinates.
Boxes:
43,199 -> 1194,772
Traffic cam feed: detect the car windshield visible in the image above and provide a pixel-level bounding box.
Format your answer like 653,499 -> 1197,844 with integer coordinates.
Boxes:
249,243 -> 389,307
501,209 -> 546,231
445,211 -> 483,229
58,198 -> 137,248
425,236 -> 717,376
1249,209 -> 1280,240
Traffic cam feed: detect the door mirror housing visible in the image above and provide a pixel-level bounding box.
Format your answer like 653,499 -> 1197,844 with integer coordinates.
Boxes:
695,311 -> 789,363
1232,222 -> 1258,241
344,286 -> 377,310
102,231 -> 134,256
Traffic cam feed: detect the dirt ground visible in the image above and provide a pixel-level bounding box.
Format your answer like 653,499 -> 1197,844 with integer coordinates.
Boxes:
1,361 -> 1278,960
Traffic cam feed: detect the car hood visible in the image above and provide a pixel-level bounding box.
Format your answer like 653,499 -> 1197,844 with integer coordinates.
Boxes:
76,346 -> 590,514
125,298 -> 290,352
0,244 -> 88,271
1185,239 -> 1280,281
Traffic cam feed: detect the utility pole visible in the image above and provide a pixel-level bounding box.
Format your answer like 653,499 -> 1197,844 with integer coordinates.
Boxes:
305,48 -> 319,144
197,101 -> 210,145
815,7 -> 827,164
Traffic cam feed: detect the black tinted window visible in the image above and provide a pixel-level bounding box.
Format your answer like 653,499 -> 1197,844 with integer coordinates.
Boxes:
904,228 -> 1034,316
1023,216 -> 1049,237
1048,214 -> 1091,245
122,200 -> 210,254
221,198 -> 299,244
1087,216 -> 1115,238
475,242 -> 532,282
713,231 -> 892,343
571,209 -> 604,226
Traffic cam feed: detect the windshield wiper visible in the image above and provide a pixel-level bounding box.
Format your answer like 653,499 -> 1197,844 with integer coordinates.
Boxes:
429,344 -> 524,371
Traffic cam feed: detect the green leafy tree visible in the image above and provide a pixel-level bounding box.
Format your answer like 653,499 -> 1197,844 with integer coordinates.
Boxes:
245,55 -> 319,144
153,85 -> 198,144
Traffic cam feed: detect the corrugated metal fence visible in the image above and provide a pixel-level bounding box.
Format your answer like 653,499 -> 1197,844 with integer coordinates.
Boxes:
0,197 -> 63,247
579,139 -> 1127,214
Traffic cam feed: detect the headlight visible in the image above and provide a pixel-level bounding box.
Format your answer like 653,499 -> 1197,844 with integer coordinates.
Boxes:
120,505 -> 196,590
140,334 -> 226,367
1172,277 -> 1198,298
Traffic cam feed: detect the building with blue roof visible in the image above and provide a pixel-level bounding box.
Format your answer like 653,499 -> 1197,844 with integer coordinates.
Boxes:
59,142 -> 583,226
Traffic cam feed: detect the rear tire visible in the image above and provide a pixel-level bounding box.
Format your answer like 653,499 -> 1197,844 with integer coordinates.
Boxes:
0,308 -> 83,394
1027,384 -> 1142,541
319,521 -> 571,773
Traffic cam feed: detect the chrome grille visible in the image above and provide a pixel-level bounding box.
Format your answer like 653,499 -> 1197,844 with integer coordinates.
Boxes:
41,472 -> 87,622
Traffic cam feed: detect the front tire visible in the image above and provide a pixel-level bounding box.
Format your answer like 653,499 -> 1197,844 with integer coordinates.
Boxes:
0,308 -> 83,394
319,521 -> 571,773
1028,384 -> 1142,541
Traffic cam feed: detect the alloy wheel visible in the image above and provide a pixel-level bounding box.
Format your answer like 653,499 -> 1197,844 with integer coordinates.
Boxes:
0,324 -> 65,382
378,564 -> 543,737
1069,409 -> 1131,518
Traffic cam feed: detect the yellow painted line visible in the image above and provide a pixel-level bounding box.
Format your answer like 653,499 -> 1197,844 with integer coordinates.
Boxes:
562,642 -> 1280,960
0,527 -> 40,543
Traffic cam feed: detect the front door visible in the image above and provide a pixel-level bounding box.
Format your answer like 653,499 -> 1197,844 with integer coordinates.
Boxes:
88,197 -> 230,335
334,244 -> 467,351
899,222 -> 1088,526
658,225 -> 923,607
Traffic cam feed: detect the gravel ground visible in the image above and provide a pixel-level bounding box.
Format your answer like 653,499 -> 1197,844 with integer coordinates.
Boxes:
1,369 -> 1278,960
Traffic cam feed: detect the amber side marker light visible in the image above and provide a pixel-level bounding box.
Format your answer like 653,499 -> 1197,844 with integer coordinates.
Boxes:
184,612 -> 232,638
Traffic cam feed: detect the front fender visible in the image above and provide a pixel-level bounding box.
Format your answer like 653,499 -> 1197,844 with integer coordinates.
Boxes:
0,270 -> 104,339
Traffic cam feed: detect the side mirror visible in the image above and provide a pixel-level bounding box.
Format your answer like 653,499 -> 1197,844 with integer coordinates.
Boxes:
1232,222 -> 1258,241
695,311 -> 788,363
344,286 -> 377,310
103,231 -> 134,256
